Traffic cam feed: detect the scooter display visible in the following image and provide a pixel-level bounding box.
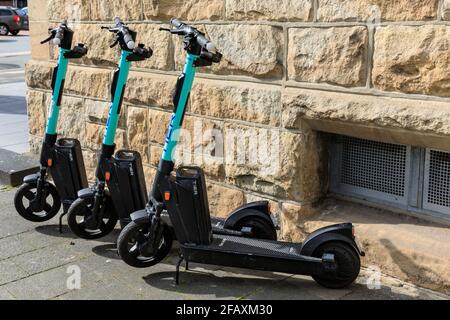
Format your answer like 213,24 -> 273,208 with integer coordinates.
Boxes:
66,18 -> 152,239
14,21 -> 89,230
117,19 -> 365,289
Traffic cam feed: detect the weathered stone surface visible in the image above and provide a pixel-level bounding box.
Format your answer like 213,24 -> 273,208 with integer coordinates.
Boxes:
84,123 -> 127,151
282,88 -> 450,152
27,90 -> 48,136
29,22 -> 50,61
82,149 -> 98,180
129,24 -> 173,71
29,135 -> 41,155
444,0 -> 450,20
280,203 -> 317,242
288,27 -> 368,87
373,25 -> 450,97
143,0 -> 225,21
176,24 -> 283,77
25,61 -> 53,90
223,123 -> 323,201
28,0 -> 48,21
226,0 -> 312,21
71,24 -> 119,67
65,67 -> 111,100
57,96 -> 85,139
143,165 -> 156,190
207,183 -> 245,218
127,107 -> 149,164
150,145 -> 163,167
90,0 -> 142,21
148,109 -> 172,144
317,0 -> 438,22
191,79 -> 281,126
47,0 -> 90,21
85,99 -> 126,128
125,72 -> 177,108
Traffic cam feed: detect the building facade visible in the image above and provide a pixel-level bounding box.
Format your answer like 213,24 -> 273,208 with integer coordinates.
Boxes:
0,0 -> 27,8
25,0 -> 450,290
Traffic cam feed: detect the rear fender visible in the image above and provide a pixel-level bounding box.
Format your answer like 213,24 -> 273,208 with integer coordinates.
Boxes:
223,201 -> 275,229
300,223 -> 364,257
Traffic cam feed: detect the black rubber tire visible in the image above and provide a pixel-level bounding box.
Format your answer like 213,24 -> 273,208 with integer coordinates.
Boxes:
234,217 -> 277,240
67,195 -> 118,240
117,221 -> 173,268
10,30 -> 19,36
0,24 -> 9,36
312,242 -> 360,289
14,182 -> 61,222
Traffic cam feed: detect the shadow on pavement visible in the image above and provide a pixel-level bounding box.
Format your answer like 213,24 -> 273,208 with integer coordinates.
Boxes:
35,224 -> 121,244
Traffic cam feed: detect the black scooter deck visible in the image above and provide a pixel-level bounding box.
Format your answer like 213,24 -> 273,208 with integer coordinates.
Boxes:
180,234 -> 329,276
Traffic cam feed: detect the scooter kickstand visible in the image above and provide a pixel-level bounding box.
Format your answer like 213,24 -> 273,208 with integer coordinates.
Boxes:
175,254 -> 184,285
59,212 -> 67,234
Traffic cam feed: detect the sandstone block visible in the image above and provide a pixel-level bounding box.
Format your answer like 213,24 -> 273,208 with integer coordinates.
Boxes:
143,0 -> 225,21
288,27 -> 368,87
444,0 -> 450,20
207,183 -> 245,218
84,123 -> 127,151
127,107 -> 149,164
280,202 -> 317,242
65,67 -> 111,100
317,0 -> 438,22
125,72 -> 177,108
226,0 -> 312,21
89,0 -> 142,21
25,61 -> 53,90
47,0 -> 90,21
27,90 -> 48,136
85,99 -> 126,128
191,79 -> 281,126
373,25 -> 450,97
57,96 -> 86,140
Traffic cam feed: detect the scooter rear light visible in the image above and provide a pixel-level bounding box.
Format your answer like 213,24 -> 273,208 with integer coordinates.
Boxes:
47,159 -> 53,167
13,15 -> 20,24
105,171 -> 111,181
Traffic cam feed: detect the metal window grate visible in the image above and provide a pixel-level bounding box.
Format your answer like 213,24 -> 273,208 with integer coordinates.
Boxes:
424,150 -> 450,212
340,136 -> 408,197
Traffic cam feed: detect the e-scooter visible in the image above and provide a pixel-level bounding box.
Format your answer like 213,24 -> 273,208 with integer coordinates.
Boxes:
14,21 -> 89,230
118,20 -> 365,289
66,18 -> 152,239
117,21 -> 283,268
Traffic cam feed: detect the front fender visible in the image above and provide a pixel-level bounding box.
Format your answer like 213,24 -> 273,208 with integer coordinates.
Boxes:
77,188 -> 95,200
223,201 -> 275,229
23,173 -> 39,185
130,209 -> 150,225
300,223 -> 364,257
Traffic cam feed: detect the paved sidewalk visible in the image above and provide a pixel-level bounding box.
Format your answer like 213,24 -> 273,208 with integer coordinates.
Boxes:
0,188 -> 447,300
0,82 -> 29,154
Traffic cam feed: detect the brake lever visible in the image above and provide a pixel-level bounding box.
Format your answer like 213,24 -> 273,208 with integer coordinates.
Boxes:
40,35 -> 54,44
110,38 -> 119,48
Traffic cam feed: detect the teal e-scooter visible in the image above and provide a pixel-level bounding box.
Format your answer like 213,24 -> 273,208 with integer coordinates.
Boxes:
14,21 -> 88,230
117,20 -> 364,290
66,18 -> 152,239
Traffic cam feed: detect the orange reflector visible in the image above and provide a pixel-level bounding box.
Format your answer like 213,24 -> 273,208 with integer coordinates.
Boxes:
47,159 -> 53,167
105,171 -> 111,181
164,192 -> 171,201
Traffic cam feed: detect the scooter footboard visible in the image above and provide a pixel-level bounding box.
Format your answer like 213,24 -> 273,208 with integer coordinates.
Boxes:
106,150 -> 148,226
50,138 -> 88,210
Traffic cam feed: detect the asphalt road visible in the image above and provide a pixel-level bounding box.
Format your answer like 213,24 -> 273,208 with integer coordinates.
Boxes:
0,33 -> 30,153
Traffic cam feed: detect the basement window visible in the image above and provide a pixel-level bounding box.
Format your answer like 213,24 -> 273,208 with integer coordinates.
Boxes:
329,135 -> 450,219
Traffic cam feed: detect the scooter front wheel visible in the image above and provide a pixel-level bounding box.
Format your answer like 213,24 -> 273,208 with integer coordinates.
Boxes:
117,221 -> 173,268
67,196 -> 118,240
312,242 -> 360,289
14,182 -> 61,222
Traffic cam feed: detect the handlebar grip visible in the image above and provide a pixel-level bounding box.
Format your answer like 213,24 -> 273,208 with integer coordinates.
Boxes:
123,32 -> 135,50
170,18 -> 183,28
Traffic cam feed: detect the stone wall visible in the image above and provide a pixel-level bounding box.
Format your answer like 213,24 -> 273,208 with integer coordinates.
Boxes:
26,1 -> 450,241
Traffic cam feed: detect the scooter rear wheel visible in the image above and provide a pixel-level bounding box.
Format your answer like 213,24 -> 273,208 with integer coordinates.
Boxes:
312,242 -> 360,289
67,196 -> 118,240
234,217 -> 277,240
14,182 -> 61,222
117,221 -> 173,268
